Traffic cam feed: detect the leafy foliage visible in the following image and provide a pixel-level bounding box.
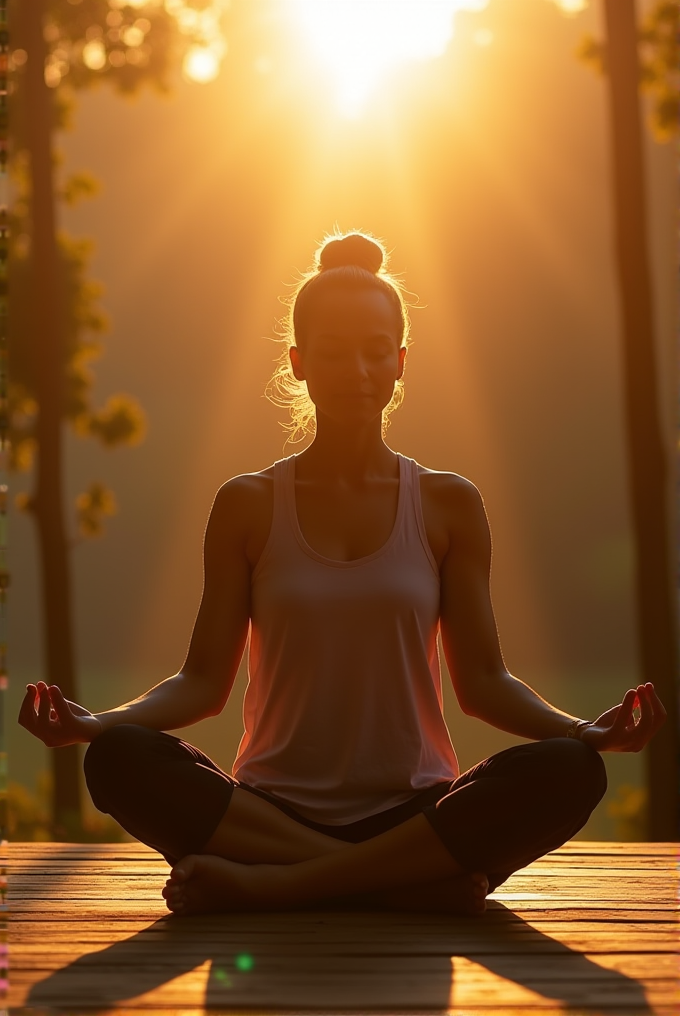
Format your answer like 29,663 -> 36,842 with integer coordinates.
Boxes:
577,0 -> 679,142
10,1 -> 228,540
10,0 -> 228,131
75,480 -> 118,537
638,1 -> 679,142
9,160 -> 145,534
7,774 -> 131,841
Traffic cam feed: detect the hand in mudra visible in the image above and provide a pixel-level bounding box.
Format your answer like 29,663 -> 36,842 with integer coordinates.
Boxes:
581,682 -> 666,752
18,682 -> 103,747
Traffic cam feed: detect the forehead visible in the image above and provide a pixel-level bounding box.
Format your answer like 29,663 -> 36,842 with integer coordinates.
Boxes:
304,285 -> 400,339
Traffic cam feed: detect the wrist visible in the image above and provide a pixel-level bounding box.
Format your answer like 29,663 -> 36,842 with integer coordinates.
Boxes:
565,717 -> 591,740
83,715 -> 104,742
92,712 -> 114,736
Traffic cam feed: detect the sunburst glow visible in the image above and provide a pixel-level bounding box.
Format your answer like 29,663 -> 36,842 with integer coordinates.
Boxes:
183,45 -> 221,83
291,0 -> 489,118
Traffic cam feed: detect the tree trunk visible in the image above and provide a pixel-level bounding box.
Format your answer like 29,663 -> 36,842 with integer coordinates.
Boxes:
23,0 -> 82,836
603,0 -> 679,839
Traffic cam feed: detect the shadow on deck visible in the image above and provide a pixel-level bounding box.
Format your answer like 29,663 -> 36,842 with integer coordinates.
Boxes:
8,841 -> 679,1014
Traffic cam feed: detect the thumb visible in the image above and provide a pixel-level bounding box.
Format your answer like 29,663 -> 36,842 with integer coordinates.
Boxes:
607,688 -> 637,737
48,685 -> 76,722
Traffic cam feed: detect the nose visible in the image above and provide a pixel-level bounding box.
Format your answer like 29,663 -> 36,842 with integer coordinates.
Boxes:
341,350 -> 371,383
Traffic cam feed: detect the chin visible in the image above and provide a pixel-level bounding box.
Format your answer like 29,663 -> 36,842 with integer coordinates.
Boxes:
321,407 -> 382,428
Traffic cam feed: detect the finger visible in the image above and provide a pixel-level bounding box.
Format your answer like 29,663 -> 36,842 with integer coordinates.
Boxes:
48,686 -> 73,726
48,684 -> 66,709
17,685 -> 38,731
37,682 -> 52,726
640,683 -> 666,737
629,685 -> 654,748
609,688 -> 638,739
623,685 -> 658,752
647,684 -> 667,731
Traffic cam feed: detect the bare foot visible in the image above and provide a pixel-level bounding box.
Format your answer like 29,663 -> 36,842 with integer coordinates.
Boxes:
163,855 -> 488,918
374,872 -> 489,915
163,854 -> 294,915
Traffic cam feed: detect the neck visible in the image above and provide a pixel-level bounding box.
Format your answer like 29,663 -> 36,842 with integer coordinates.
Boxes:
296,413 -> 398,480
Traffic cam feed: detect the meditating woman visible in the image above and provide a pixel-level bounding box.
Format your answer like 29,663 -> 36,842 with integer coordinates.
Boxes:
20,231 -> 665,916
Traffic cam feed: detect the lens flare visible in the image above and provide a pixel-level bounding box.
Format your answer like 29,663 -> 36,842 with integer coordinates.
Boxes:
183,45 -> 221,83
552,0 -> 589,13
291,0 -> 489,118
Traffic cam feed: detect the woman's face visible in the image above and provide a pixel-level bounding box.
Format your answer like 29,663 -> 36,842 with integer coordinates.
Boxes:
290,285 -> 405,429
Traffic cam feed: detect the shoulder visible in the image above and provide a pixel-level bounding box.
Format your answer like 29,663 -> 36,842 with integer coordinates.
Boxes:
207,464 -> 278,566
412,462 -> 489,565
417,464 -> 486,525
212,465 -> 275,515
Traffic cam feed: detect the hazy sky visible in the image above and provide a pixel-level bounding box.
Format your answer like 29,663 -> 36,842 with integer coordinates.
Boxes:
11,0 -> 675,831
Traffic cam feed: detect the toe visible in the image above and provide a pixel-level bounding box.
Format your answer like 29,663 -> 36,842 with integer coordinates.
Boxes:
162,883 -> 184,905
170,855 -> 198,883
163,887 -> 186,913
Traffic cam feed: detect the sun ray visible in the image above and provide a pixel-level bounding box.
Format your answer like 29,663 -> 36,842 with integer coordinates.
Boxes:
290,0 -> 489,118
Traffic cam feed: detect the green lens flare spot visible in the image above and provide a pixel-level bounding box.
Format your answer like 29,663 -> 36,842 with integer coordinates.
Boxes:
235,952 -> 254,972
213,967 -> 232,986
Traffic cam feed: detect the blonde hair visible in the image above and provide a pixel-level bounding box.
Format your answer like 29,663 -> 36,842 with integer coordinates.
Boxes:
266,230 -> 412,444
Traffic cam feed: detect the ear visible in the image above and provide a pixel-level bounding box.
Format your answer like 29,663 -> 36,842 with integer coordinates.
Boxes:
289,346 -> 306,381
396,345 -> 407,381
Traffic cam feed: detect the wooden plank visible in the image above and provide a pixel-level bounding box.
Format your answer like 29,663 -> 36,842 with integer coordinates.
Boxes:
7,1010 -> 672,1016
11,860 -> 674,876
9,941 -> 680,969
8,840 -> 678,855
11,865 -> 676,879
6,840 -> 678,1014
14,971 -> 679,1011
9,917 -> 679,942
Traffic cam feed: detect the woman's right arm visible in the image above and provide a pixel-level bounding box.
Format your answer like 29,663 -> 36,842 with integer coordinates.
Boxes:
18,477 -> 258,747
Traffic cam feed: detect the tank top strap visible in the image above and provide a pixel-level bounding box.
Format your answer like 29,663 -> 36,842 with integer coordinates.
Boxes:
273,454 -> 296,536
400,455 -> 440,577
252,455 -> 296,580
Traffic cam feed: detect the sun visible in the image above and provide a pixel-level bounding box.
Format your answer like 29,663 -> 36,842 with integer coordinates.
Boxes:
290,0 -> 489,118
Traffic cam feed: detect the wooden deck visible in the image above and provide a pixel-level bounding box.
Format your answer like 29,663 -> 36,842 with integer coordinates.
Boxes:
7,841 -> 679,1014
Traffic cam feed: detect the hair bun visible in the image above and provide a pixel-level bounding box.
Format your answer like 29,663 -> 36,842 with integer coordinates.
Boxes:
319,233 -> 384,274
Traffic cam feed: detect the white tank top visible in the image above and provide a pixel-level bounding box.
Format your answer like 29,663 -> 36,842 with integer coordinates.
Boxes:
232,453 -> 459,823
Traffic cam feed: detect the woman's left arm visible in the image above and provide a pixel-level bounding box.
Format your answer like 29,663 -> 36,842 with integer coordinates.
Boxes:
436,475 -> 666,752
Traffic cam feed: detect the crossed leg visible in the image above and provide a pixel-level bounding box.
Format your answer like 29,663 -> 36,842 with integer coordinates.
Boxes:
84,726 -> 488,915
162,789 -> 488,915
84,726 -> 606,917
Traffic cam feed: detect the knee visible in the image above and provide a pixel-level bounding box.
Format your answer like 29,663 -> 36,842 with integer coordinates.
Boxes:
84,724 -> 155,797
546,737 -> 608,807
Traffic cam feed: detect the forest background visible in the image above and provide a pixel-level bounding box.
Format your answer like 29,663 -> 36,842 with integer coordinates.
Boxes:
9,0 -> 677,840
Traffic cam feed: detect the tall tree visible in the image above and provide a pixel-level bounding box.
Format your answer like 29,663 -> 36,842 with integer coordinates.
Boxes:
22,0 -> 82,838
12,0 -> 227,837
601,0 -> 678,839
574,0 -> 678,838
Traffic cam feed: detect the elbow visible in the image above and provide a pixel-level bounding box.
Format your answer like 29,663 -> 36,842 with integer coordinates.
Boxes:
206,685 -> 231,717
455,668 -> 509,719
453,683 -> 481,717
458,696 -> 481,719
199,688 -> 225,718
179,666 -> 229,719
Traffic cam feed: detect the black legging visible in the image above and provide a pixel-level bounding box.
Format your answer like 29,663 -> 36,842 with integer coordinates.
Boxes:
84,725 -> 607,891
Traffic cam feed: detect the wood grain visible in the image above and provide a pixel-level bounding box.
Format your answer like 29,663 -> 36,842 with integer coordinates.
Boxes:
6,841 -> 679,1014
